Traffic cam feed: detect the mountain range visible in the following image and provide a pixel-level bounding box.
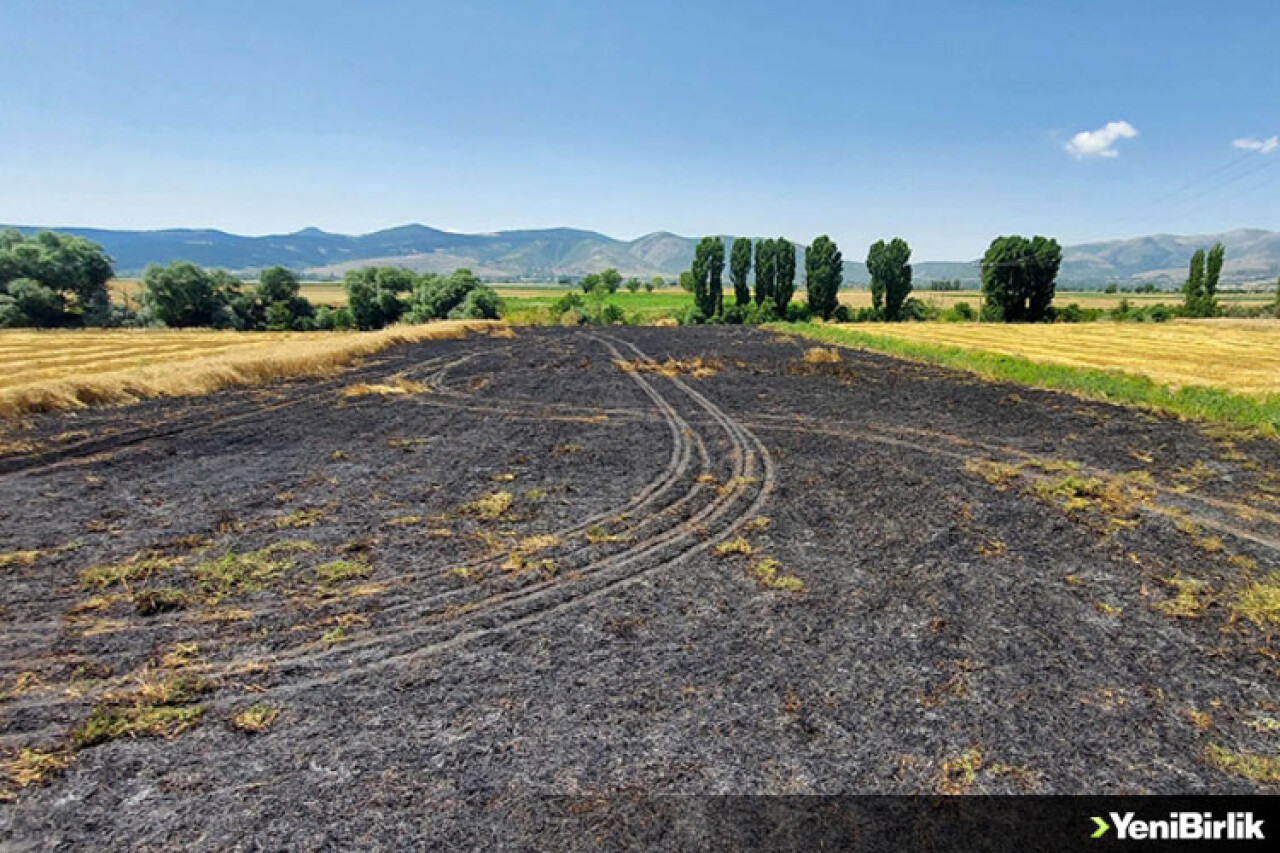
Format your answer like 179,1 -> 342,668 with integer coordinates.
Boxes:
4,223 -> 1279,288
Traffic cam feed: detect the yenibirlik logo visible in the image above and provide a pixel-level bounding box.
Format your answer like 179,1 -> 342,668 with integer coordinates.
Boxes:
1090,812 -> 1265,841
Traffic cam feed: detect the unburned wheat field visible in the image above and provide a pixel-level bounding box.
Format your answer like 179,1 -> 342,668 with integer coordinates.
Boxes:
1,326 -> 1278,848
849,319 -> 1280,394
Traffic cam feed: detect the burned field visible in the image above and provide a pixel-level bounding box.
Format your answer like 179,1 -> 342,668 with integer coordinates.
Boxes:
1,325 -> 1278,847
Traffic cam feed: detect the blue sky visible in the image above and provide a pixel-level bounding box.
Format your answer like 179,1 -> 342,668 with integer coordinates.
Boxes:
2,0 -> 1277,258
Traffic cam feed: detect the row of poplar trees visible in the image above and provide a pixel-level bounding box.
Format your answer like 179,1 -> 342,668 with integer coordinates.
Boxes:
688,234 -> 917,321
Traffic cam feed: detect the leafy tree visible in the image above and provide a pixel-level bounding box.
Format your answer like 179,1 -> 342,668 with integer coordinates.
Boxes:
264,300 -> 297,331
343,266 -> 412,330
256,266 -> 300,304
804,235 -> 843,320
141,262 -> 225,327
407,269 -> 501,321
1200,242 -> 1224,317
579,273 -> 601,294
730,237 -> 752,306
625,277 -> 641,293
753,239 -> 775,308
866,238 -> 914,320
678,271 -> 695,293
0,229 -> 114,326
250,266 -> 314,330
1182,249 -> 1208,317
691,237 -> 725,317
599,268 -> 623,294
648,276 -> 663,292
448,286 -> 502,320
772,237 -> 796,317
979,235 -> 1062,322
0,279 -> 64,327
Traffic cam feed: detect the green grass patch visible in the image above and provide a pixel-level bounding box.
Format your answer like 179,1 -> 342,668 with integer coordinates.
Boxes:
72,703 -> 204,748
314,559 -> 372,587
771,323 -> 1280,435
192,550 -> 291,600
503,290 -> 691,325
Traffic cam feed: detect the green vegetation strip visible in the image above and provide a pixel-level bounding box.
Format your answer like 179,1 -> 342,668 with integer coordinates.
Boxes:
771,323 -> 1280,436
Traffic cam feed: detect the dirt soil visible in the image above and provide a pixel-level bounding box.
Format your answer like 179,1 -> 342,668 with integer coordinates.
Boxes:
1,326 -> 1278,849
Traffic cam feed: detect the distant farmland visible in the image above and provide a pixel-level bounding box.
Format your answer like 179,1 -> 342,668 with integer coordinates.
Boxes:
109,279 -> 1278,313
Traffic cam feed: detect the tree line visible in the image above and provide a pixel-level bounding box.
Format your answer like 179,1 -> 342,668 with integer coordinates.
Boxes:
676,232 -> 1072,323
0,229 -> 500,330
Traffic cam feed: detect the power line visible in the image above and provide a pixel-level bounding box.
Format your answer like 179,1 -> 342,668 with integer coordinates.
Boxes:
1124,148 -> 1259,218
1163,155 -> 1279,213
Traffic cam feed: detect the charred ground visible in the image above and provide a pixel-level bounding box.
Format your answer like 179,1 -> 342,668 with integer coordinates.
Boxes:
1,326 -> 1278,849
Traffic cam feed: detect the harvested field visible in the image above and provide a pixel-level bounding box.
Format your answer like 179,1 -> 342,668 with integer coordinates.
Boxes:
835,318 -> 1280,394
0,322 -> 500,418
1,326 -> 1278,848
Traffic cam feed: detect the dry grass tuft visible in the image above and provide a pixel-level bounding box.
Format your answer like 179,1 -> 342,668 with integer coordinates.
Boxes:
1153,575 -> 1211,619
935,747 -> 984,795
2,748 -> 71,793
1232,574 -> 1280,631
460,491 -> 513,520
613,357 -> 720,378
0,321 -> 500,419
1203,744 -> 1280,783
230,703 -> 280,733
748,557 -> 804,592
0,550 -> 40,569
340,377 -> 432,397
273,507 -> 326,529
80,552 -> 182,590
714,538 -> 753,557
801,347 -> 842,364
963,459 -> 1021,488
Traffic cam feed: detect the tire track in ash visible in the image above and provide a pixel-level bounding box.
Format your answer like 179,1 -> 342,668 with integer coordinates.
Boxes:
0,337 -> 688,663
305,334 -> 703,616
253,333 -> 726,674
0,350 -> 465,479
246,332 -> 777,699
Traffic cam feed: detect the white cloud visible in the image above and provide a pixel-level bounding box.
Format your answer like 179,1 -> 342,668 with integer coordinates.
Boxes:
1232,135 -> 1279,154
1065,120 -> 1139,159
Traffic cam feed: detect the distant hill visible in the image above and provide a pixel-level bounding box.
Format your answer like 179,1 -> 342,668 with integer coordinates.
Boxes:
3,223 -> 1277,288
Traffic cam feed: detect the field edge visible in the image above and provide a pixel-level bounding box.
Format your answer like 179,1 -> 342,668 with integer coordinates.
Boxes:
770,322 -> 1280,437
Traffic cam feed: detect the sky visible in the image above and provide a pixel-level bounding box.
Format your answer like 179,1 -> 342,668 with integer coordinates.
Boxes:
2,0 -> 1278,259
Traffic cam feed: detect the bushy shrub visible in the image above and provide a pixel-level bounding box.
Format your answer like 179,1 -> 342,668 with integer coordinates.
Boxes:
784,302 -> 813,323
679,306 -> 708,325
598,303 -> 626,325
742,302 -> 777,324
559,307 -> 588,326
1051,303 -> 1102,323
552,292 -> 585,315
947,301 -> 976,322
897,297 -> 935,321
719,304 -> 745,325
332,307 -> 355,330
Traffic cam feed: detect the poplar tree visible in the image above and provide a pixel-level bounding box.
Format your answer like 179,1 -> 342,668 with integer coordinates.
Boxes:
804,235 -> 843,320
754,238 -> 776,308
729,237 -> 752,306
772,237 -> 796,317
